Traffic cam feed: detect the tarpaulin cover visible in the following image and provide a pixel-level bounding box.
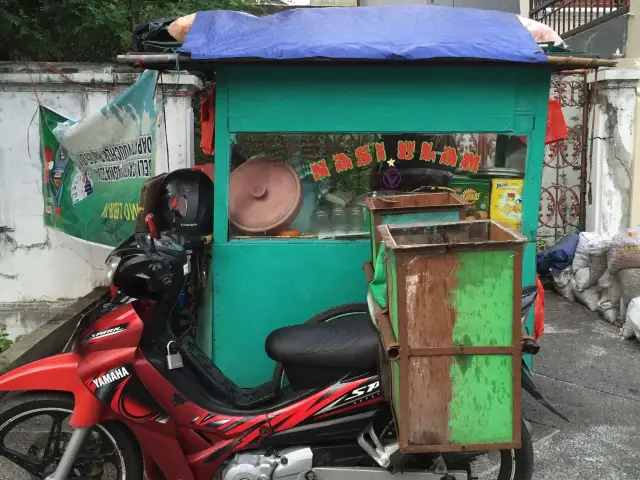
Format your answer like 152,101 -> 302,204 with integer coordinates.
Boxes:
536,231 -> 580,275
180,5 -> 547,63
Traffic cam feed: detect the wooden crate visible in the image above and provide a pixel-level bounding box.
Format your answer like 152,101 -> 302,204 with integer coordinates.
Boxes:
376,220 -> 526,453
365,192 -> 467,263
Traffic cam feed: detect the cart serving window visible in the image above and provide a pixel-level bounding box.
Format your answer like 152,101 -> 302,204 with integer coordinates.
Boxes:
228,133 -> 528,240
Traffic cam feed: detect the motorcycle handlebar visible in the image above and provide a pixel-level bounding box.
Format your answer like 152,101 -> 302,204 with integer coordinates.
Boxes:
180,233 -> 212,249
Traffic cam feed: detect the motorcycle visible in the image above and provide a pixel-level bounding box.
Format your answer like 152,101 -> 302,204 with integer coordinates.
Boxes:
0,216 -> 566,480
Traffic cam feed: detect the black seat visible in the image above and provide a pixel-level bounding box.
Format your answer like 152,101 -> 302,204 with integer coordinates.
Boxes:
145,336 -> 318,415
265,314 -> 380,370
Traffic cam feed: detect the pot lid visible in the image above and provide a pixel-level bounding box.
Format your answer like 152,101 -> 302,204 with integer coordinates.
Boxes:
229,158 -> 302,234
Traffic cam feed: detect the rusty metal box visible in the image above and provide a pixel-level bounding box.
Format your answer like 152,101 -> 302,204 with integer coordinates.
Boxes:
374,220 -> 526,453
365,192 -> 467,263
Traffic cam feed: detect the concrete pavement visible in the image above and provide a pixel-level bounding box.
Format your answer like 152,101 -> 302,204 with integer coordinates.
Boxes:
523,292 -> 640,479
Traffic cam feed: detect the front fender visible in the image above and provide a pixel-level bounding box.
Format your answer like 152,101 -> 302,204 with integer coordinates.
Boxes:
0,353 -> 103,427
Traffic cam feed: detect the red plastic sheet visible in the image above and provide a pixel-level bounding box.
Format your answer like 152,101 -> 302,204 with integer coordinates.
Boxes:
534,275 -> 545,340
545,98 -> 568,144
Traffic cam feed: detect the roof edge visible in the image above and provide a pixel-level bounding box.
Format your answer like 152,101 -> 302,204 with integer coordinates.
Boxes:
116,53 -> 616,71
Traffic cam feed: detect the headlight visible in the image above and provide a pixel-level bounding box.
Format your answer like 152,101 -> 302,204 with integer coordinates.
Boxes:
105,256 -> 121,282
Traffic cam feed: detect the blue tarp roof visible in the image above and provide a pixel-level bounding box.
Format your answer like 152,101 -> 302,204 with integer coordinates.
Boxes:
180,5 -> 547,64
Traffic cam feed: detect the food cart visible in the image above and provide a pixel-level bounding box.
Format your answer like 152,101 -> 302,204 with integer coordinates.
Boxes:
120,5 -> 613,388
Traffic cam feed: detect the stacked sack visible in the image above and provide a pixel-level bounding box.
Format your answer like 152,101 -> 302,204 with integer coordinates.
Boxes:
538,231 -> 579,301
569,232 -> 611,312
548,232 -> 621,324
608,227 -> 640,340
544,228 -> 640,341
596,269 -> 622,325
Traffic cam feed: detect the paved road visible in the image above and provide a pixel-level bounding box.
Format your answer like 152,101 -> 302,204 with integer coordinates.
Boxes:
1,292 -> 639,479
523,292 -> 640,479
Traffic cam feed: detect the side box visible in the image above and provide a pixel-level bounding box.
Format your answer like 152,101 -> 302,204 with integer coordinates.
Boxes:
365,192 -> 467,263
377,220 -> 526,452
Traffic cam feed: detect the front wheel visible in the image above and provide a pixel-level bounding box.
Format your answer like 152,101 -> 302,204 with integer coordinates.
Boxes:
495,419 -> 533,480
0,393 -> 143,480
441,419 -> 533,480
276,304 -> 535,480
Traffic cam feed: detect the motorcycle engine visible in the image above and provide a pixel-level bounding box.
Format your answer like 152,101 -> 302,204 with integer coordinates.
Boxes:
220,447 -> 312,480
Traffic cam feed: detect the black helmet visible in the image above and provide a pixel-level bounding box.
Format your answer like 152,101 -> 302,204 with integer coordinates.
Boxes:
158,169 -> 213,237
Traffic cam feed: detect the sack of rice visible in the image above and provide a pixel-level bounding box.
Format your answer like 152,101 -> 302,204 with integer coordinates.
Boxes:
573,280 -> 600,311
618,268 -> 640,305
608,226 -> 640,274
624,297 -> 640,340
597,269 -> 623,325
571,232 -> 611,289
552,267 -> 575,301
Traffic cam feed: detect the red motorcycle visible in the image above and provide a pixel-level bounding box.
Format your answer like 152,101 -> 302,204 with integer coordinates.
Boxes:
0,219 -> 564,480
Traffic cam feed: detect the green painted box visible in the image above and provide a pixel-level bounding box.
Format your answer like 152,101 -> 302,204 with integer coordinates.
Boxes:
376,220 -> 526,452
364,192 -> 467,263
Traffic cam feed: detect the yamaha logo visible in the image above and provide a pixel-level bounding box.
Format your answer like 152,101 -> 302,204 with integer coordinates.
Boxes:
92,367 -> 130,388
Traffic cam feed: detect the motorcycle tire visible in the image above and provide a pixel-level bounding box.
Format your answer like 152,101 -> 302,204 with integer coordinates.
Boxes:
496,419 -> 534,480
0,392 -> 143,480
273,303 -> 534,480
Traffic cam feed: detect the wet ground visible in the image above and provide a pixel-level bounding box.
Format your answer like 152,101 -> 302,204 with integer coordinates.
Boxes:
522,292 -> 640,479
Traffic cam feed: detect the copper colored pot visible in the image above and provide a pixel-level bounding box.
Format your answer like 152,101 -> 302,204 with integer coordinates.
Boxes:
229,158 -> 303,234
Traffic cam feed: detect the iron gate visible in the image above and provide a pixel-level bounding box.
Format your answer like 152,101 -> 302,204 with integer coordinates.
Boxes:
537,71 -> 590,251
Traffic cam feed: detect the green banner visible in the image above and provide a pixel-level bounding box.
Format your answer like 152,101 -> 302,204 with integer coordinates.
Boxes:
40,70 -> 158,247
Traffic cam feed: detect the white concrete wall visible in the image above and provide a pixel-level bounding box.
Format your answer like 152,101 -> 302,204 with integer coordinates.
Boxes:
586,69 -> 639,235
0,63 -> 201,303
519,0 -> 528,16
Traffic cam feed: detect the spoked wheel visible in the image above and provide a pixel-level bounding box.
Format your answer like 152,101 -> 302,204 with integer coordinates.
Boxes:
442,419 -> 533,480
276,303 -> 535,480
0,393 -> 143,480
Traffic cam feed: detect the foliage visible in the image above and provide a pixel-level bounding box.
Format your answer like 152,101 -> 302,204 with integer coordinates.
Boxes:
0,0 -> 280,62
0,331 -> 13,353
235,134 -> 378,196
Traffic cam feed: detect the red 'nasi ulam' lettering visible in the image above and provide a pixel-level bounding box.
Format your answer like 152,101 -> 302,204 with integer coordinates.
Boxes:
397,141 -> 416,160
310,160 -> 331,180
439,146 -> 458,167
308,140 -> 481,182
460,152 -> 481,174
419,141 -> 436,163
374,143 -> 386,162
333,153 -> 354,173
355,145 -> 373,167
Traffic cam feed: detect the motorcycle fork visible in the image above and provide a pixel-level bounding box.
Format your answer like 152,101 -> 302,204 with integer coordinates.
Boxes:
44,427 -> 92,480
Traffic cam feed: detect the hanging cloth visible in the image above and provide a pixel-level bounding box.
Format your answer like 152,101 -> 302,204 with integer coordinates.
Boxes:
534,275 -> 545,340
200,86 -> 215,156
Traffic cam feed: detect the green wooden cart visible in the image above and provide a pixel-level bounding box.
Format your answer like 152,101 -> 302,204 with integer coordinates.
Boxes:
119,7 -> 613,389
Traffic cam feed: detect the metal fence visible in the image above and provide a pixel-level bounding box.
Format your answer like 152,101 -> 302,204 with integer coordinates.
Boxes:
529,0 -> 630,38
537,72 -> 590,251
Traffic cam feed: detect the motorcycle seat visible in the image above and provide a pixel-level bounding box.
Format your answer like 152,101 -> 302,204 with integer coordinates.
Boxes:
265,314 -> 380,370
